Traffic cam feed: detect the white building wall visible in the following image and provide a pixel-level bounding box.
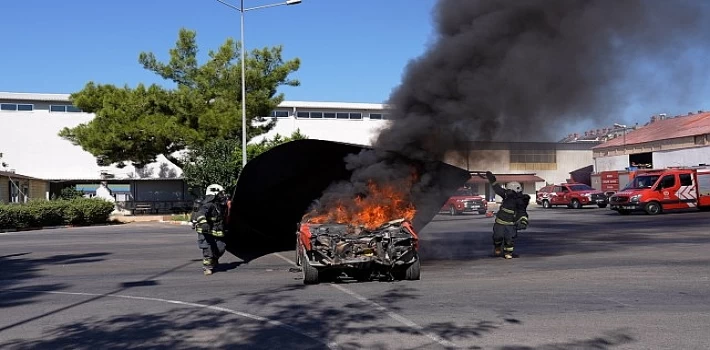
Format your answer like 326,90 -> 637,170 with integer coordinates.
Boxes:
535,149 -> 595,187
653,146 -> 710,168
593,154 -> 629,172
255,117 -> 390,146
0,110 -> 182,180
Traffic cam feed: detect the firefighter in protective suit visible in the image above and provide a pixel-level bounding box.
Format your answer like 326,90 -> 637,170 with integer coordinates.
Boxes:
193,184 -> 229,275
486,171 -> 530,259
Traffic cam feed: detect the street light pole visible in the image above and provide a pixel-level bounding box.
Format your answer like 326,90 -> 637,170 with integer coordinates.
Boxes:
214,0 -> 302,169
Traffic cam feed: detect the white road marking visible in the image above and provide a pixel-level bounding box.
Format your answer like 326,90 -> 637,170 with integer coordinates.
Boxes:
273,252 -> 459,348
1,289 -> 338,350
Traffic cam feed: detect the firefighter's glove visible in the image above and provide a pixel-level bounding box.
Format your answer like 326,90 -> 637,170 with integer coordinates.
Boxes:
486,171 -> 497,183
516,217 -> 529,230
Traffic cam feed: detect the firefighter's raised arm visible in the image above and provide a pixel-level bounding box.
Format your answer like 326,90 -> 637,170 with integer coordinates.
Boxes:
486,171 -> 507,197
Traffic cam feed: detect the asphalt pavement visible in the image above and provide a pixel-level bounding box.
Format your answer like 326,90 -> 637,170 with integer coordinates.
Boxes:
1,206 -> 709,349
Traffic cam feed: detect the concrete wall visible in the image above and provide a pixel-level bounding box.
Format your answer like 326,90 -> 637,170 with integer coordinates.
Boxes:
254,113 -> 390,146
593,154 -> 629,172
653,146 -> 710,168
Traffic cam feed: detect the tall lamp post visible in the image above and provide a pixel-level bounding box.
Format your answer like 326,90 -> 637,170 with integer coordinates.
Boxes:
214,0 -> 302,169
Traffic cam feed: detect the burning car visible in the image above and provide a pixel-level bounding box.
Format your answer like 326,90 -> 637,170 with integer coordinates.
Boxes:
296,219 -> 420,284
225,139 -> 471,282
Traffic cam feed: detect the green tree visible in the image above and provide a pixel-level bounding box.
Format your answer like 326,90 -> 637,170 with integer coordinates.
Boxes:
181,129 -> 307,194
58,28 -> 300,168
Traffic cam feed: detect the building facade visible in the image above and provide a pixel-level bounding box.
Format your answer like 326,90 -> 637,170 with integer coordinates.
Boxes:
592,112 -> 710,172
2,91 -> 601,209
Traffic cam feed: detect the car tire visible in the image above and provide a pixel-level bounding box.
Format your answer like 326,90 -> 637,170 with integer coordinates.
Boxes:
449,205 -> 457,216
542,200 -> 551,209
478,209 -> 487,215
404,258 -> 421,280
597,203 -> 608,209
571,199 -> 581,209
302,252 -> 320,285
295,237 -> 301,266
645,201 -> 662,215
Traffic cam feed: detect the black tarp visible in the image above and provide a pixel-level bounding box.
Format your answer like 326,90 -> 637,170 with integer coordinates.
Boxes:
224,139 -> 470,262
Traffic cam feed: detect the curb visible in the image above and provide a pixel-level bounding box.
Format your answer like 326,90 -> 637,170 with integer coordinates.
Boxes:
0,222 -> 120,234
160,220 -> 193,226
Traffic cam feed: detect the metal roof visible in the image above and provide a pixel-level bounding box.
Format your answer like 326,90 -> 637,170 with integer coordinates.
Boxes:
592,112 -> 710,149
0,91 -> 388,110
0,171 -> 43,181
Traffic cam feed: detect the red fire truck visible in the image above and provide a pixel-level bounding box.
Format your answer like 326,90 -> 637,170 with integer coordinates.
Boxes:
607,166 -> 710,215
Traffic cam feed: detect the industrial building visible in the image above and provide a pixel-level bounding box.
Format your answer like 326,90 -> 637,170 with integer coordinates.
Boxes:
1,91 -> 600,210
592,112 -> 710,172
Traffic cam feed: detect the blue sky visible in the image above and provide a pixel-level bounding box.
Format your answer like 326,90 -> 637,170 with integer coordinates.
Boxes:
1,0 -> 709,134
0,0 -> 437,104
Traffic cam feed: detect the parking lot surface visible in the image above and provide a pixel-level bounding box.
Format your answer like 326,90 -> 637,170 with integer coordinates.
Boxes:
1,206 -> 709,349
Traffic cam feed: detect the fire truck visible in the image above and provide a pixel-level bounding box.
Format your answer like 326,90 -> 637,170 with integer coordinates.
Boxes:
604,166 -> 710,215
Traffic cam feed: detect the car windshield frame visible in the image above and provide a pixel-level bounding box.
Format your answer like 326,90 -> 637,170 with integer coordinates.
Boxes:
622,175 -> 661,190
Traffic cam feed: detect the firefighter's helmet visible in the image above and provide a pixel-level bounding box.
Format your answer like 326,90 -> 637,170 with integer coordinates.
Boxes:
206,184 -> 225,196
506,181 -> 522,193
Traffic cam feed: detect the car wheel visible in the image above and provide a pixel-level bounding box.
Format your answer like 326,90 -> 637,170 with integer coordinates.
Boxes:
449,205 -> 457,216
404,258 -> 421,280
302,252 -> 320,285
295,237 -> 301,266
645,201 -> 662,215
597,203 -> 608,209
571,199 -> 581,209
542,200 -> 550,209
478,209 -> 487,215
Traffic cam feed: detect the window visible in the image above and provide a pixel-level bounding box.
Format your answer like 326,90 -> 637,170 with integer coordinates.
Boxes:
310,112 -> 323,118
679,173 -> 693,186
297,111 -> 310,118
568,184 -> 594,191
271,110 -> 289,118
659,175 -> 675,189
336,112 -> 349,119
1,103 -> 32,111
349,113 -> 362,120
66,106 -> 82,113
50,105 -> 67,112
324,112 -> 336,119
695,135 -> 707,145
509,148 -> 557,171
370,113 -> 383,120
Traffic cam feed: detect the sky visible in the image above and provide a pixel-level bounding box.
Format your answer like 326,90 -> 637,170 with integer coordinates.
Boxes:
0,0 -> 437,104
1,0 -> 709,135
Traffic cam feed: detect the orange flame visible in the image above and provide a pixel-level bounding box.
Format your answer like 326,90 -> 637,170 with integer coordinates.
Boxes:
304,175 -> 418,230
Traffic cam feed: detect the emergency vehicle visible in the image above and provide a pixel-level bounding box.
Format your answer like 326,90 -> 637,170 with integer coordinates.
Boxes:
607,166 -> 710,215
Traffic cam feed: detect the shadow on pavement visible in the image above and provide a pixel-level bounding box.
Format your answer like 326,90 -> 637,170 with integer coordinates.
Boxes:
0,282 -> 637,349
0,252 -> 111,308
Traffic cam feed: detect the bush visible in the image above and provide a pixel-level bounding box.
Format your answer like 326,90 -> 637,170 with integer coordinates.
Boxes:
0,198 -> 115,230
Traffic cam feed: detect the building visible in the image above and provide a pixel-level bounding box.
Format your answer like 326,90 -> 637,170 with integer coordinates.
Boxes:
592,112 -> 710,172
445,141 -> 599,201
0,170 -> 49,204
1,91 -> 600,208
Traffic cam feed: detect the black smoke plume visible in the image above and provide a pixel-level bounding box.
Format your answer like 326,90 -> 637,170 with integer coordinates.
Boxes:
307,0 -> 710,223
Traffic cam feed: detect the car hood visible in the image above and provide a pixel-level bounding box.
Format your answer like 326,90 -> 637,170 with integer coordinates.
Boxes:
449,196 -> 485,200
225,139 -> 471,262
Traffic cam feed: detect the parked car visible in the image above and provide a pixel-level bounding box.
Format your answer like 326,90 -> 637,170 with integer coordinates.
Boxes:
536,183 -> 608,209
440,187 -> 488,215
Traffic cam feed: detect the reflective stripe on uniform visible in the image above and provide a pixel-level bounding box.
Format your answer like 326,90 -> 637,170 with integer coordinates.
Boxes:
500,207 -> 515,214
210,230 -> 225,238
503,246 -> 514,252
495,218 -> 515,225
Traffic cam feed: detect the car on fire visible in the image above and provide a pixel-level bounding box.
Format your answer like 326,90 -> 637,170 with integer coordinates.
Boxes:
439,187 -> 488,215
296,218 -> 420,284
535,183 -> 608,209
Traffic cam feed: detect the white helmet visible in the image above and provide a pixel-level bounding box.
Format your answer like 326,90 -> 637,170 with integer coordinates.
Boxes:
206,184 -> 225,196
506,181 -> 522,193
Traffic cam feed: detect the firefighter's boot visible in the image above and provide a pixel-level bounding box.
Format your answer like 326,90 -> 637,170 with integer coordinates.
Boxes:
493,246 -> 502,257
503,247 -> 514,259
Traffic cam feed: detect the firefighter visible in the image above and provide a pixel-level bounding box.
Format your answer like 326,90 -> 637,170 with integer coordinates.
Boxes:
485,171 -> 530,259
193,184 -> 229,275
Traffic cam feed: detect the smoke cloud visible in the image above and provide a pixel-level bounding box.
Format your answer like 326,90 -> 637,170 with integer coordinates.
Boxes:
308,0 -> 710,225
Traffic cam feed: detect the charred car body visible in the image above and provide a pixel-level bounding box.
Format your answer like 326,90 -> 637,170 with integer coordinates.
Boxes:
296,219 -> 420,284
